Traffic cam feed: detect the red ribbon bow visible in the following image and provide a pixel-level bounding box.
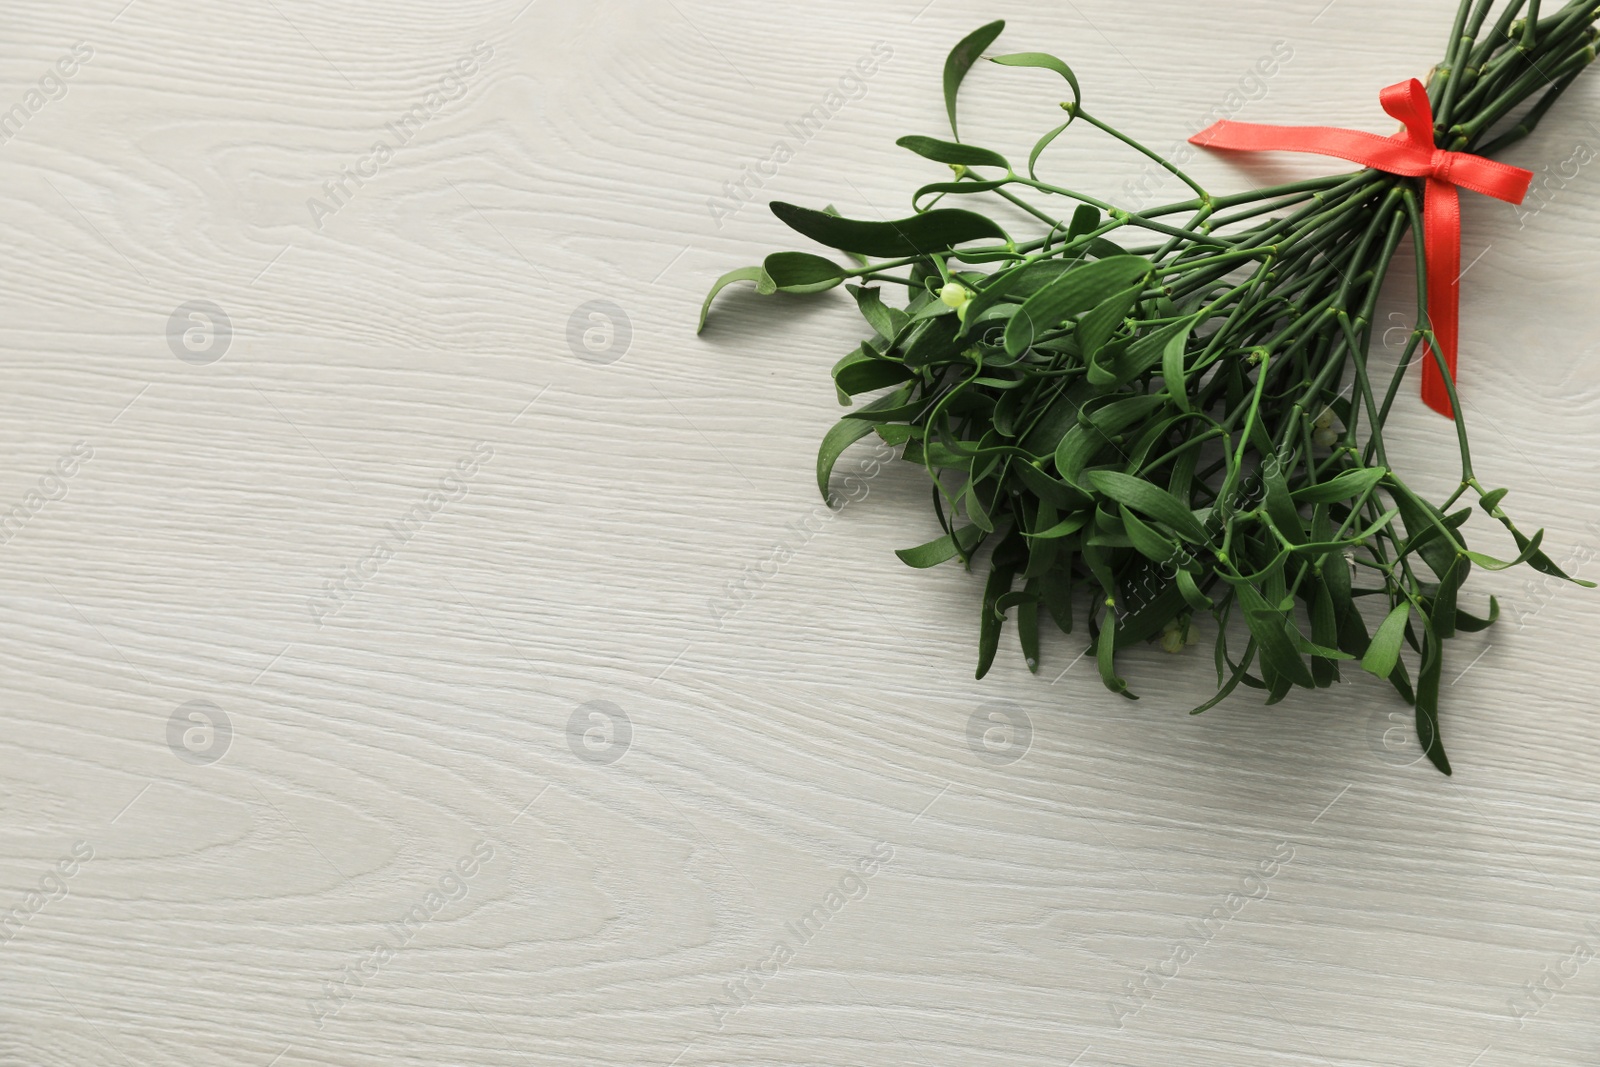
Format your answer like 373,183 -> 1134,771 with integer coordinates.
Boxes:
1189,79 -> 1533,418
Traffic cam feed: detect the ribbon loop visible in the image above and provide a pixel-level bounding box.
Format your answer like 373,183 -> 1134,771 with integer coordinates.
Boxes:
1189,78 -> 1534,419
1380,78 -> 1436,148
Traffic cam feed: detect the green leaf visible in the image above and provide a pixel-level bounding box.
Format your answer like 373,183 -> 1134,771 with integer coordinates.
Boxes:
1291,466 -> 1388,504
1052,395 -> 1168,488
895,523 -> 986,568
905,438 -> 980,468
896,135 -> 1010,170
900,315 -> 960,368
1021,505 -> 1060,568
1043,564 -> 1074,633
976,541 -> 1020,679
841,399 -> 926,423
817,385 -> 910,502
1231,581 -> 1316,691
1079,285 -> 1142,386
1261,462 -> 1305,546
988,52 -> 1082,114
1309,578 -> 1340,687
1017,577 -> 1042,672
1065,204 -> 1099,241
992,384 -> 1028,437
1461,528 -> 1550,571
1122,506 -> 1178,563
1362,601 -> 1411,678
958,259 -> 1069,339
697,266 -> 773,333
1190,636 -> 1258,715
1086,470 -> 1209,543
1016,461 -> 1090,511
832,350 -> 915,397
1026,120 -> 1073,180
1287,507 -> 1401,556
1160,319 -> 1195,411
1282,623 -> 1354,661
1096,602 -> 1134,698
771,201 -> 1010,258
943,20 -> 1006,141
1025,510 -> 1090,540
763,251 -> 847,293
1089,315 -> 1193,392
1080,540 -> 1117,598
876,424 -> 917,446
1004,256 -> 1153,357
1085,237 -> 1131,259
963,476 -> 996,533
1415,623 -> 1452,775
1388,478 -> 1460,578
1087,504 -> 1132,548
821,204 -> 868,266
1488,513 -> 1596,585
850,285 -> 898,339
1430,553 -> 1469,638
817,419 -> 874,503
906,298 -> 958,324
1176,568 -> 1212,611
1454,596 -> 1500,633
913,178 -> 1012,211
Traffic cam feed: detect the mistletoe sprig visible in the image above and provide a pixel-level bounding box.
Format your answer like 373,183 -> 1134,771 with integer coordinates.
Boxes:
700,0 -> 1599,773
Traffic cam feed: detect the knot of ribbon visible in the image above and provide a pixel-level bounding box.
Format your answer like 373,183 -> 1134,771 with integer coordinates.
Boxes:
1189,78 -> 1533,418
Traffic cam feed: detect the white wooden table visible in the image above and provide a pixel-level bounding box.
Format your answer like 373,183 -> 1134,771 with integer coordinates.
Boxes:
3,0 -> 1598,1063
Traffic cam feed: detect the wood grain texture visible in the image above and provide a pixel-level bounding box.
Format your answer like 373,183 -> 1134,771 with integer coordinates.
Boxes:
0,0 -> 1597,1063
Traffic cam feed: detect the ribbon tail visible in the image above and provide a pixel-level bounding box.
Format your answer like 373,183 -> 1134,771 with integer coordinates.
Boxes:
1419,178 -> 1462,419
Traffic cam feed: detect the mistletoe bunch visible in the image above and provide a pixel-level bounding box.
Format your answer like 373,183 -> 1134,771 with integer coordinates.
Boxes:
700,0 -> 1599,772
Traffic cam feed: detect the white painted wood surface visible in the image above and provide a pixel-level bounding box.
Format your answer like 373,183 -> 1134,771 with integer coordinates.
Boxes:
1,0 -> 1598,1063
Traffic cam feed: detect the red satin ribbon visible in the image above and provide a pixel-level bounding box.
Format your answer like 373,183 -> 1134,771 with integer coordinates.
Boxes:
1189,79 -> 1533,418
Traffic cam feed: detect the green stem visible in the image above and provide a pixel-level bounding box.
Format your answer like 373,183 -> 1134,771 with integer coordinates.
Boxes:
1074,105 -> 1212,203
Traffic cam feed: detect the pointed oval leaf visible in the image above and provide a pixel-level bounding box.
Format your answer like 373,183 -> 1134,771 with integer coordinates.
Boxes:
850,285 -> 898,339
698,266 -> 773,332
1079,284 -> 1142,385
1025,510 -> 1089,541
1066,204 -> 1100,240
771,201 -> 1010,258
816,385 -> 911,502
1086,470 -> 1210,543
1122,506 -> 1178,563
817,419 -> 873,504
1003,255 -> 1152,357
1017,577 -> 1042,672
895,523 -> 985,568
1231,581 -> 1316,691
833,351 -> 915,397
1096,605 -> 1136,698
976,555 -> 1018,679
944,20 -> 1006,140
913,178 -> 1012,211
1414,624 -> 1452,775
1291,466 -> 1388,504
989,52 -> 1082,113
1454,596 -> 1500,633
1361,602 -> 1411,678
1159,319 -> 1195,411
763,252 -> 846,293
1176,569 -> 1212,611
1026,119 -> 1074,180
897,135 -> 1010,170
